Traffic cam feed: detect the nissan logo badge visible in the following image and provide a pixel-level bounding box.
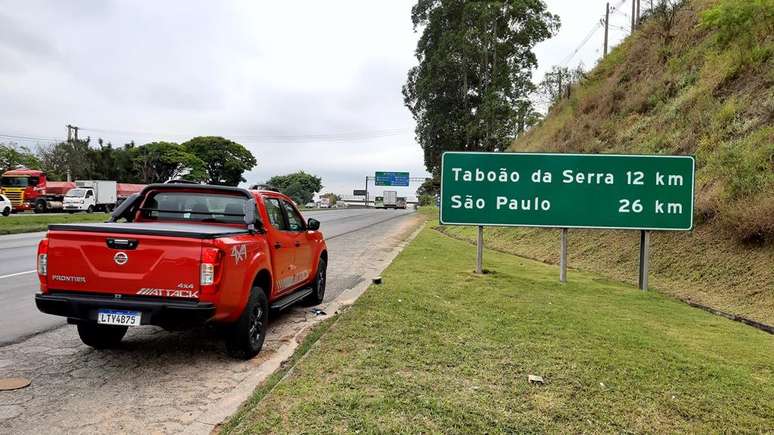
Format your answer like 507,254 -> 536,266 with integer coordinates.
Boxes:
114,252 -> 129,266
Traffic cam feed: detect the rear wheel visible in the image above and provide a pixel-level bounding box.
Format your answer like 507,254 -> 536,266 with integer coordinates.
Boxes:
33,200 -> 47,214
76,322 -> 127,349
1,207 -> 9,217
303,257 -> 327,306
225,286 -> 269,359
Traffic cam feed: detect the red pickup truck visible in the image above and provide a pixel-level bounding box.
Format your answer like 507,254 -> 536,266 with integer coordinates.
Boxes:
35,183 -> 328,359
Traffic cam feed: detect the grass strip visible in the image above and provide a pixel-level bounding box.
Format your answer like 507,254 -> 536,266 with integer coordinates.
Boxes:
223,219 -> 773,433
219,314 -> 340,433
0,213 -> 111,235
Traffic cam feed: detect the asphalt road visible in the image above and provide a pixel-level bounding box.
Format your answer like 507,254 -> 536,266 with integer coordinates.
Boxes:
0,207 -> 423,432
0,208 -> 414,345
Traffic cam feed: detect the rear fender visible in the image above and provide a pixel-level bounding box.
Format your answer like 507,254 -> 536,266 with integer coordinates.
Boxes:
216,245 -> 272,323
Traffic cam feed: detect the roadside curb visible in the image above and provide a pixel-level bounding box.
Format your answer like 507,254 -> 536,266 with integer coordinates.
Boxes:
190,215 -> 428,434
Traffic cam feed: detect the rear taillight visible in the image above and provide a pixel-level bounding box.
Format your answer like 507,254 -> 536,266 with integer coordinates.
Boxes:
37,238 -> 48,291
200,247 -> 223,294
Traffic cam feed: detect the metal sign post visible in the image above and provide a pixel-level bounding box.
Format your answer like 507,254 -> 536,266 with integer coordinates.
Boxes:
638,230 -> 650,290
560,228 -> 568,282
476,226 -> 484,274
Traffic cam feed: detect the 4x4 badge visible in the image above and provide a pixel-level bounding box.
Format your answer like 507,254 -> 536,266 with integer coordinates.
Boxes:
114,252 -> 128,266
231,245 -> 246,264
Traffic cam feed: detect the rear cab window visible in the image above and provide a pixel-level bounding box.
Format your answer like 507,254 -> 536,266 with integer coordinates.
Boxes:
138,190 -> 248,224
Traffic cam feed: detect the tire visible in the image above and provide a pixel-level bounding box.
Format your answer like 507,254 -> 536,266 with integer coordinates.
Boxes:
1,207 -> 9,217
86,205 -> 94,214
225,286 -> 269,359
76,322 -> 128,349
303,257 -> 327,306
33,200 -> 47,214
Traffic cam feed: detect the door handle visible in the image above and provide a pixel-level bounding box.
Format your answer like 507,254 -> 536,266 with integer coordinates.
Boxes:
274,242 -> 282,249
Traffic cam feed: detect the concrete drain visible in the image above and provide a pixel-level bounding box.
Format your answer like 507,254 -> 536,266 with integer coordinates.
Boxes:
0,377 -> 31,391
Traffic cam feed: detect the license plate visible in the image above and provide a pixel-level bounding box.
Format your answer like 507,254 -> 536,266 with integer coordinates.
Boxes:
97,309 -> 141,326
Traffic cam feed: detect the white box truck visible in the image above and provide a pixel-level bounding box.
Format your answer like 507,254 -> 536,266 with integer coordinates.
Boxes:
383,190 -> 397,209
63,180 -> 118,213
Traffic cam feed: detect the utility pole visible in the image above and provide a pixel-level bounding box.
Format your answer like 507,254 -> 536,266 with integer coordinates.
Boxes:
631,0 -> 636,32
604,2 -> 610,57
364,176 -> 369,208
66,124 -> 80,143
636,0 -> 641,24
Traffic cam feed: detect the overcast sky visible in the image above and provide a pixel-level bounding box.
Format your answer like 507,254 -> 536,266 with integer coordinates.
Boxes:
0,0 -> 628,198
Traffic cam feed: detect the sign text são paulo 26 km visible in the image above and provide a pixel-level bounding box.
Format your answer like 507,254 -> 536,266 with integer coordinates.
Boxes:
440,152 -> 695,231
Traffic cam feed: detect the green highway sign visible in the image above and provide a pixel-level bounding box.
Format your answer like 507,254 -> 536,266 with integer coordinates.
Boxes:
375,171 -> 410,186
440,152 -> 695,231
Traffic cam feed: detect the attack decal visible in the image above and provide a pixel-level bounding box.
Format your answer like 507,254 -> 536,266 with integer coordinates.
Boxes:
231,244 -> 247,264
52,275 -> 86,283
137,283 -> 198,298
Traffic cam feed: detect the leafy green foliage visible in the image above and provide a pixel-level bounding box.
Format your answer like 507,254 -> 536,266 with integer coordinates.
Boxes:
37,139 -> 94,180
9,135 -> 256,186
418,193 -> 435,206
266,171 -> 323,205
182,136 -> 257,186
701,0 -> 774,48
319,192 -> 341,205
403,0 -> 559,175
131,141 -> 206,184
0,144 -> 41,171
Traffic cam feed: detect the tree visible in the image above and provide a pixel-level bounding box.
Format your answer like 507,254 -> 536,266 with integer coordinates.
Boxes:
266,171 -> 323,205
320,193 -> 341,206
182,136 -> 257,186
0,143 -> 41,172
403,0 -> 559,176
37,138 -> 92,180
416,177 -> 439,197
132,142 -> 206,184
538,65 -> 585,107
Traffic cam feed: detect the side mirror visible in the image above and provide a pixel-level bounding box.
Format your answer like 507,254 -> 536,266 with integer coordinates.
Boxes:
307,218 -> 320,231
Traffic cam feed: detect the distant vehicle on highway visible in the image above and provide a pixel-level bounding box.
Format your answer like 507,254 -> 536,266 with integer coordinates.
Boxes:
63,180 -> 118,213
1,168 -> 75,213
0,194 -> 11,216
0,168 -> 144,213
396,197 -> 407,209
374,196 -> 384,208
319,197 -> 331,208
383,190 -> 397,209
35,183 -> 328,359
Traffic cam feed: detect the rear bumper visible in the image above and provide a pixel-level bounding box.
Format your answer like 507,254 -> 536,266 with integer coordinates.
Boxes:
35,292 -> 216,328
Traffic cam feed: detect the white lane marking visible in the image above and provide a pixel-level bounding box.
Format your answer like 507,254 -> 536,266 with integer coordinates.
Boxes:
0,270 -> 36,279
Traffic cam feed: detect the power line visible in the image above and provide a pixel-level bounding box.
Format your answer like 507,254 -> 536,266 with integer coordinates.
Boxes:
78,126 -> 412,144
0,133 -> 61,143
558,0 -> 628,67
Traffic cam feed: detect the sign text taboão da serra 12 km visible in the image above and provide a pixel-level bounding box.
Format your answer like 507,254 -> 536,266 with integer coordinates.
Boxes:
440,152 -> 695,231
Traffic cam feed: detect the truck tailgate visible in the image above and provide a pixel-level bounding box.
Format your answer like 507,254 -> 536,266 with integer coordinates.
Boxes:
47,230 -> 203,299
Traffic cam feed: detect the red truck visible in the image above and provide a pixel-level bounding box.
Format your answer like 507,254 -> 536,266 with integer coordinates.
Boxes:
0,168 -> 145,213
35,183 -> 328,358
1,168 -> 75,213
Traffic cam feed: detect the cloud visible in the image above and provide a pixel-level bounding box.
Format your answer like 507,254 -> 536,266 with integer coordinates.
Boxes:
0,0 -> 624,196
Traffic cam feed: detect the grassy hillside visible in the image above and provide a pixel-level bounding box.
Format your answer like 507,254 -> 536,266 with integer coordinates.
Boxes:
499,0 -> 773,323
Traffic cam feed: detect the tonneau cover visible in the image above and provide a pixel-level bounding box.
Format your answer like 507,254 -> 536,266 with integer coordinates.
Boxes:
48,222 -> 249,239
